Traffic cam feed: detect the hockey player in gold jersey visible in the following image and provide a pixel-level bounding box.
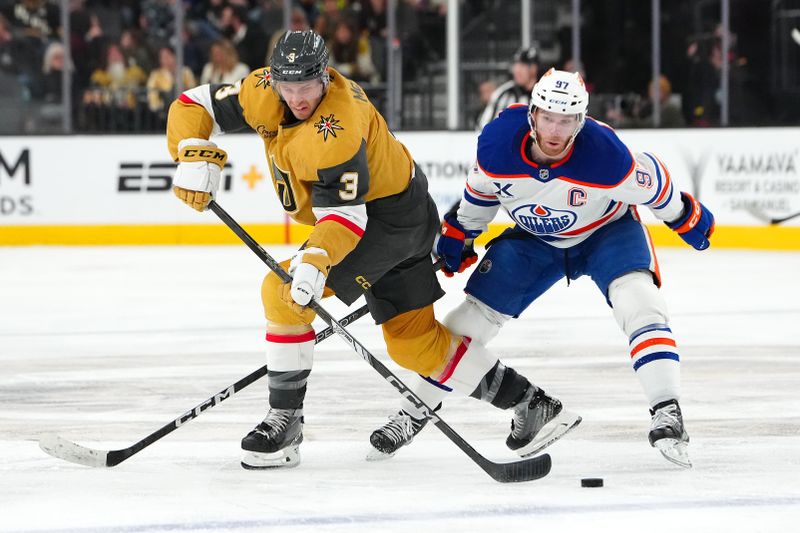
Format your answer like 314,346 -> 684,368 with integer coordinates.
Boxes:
166,30 -> 579,469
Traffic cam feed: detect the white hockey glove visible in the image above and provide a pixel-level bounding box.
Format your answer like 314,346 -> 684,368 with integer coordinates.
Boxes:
280,247 -> 331,309
172,138 -> 228,211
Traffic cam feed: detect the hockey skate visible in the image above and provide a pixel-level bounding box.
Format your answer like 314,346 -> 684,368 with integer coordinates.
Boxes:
506,386 -> 582,457
366,409 -> 431,461
649,399 -> 691,468
241,408 -> 303,469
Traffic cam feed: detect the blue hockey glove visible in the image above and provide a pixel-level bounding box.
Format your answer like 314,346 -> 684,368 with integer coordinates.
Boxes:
436,213 -> 481,276
665,192 -> 715,250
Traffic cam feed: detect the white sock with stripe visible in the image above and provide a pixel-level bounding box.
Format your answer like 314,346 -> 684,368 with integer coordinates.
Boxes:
628,323 -> 681,406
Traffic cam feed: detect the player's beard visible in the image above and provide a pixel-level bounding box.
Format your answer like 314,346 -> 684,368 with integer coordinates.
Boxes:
537,134 -> 570,158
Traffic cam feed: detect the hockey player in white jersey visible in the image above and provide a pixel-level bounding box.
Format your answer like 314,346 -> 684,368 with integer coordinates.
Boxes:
369,68 -> 715,468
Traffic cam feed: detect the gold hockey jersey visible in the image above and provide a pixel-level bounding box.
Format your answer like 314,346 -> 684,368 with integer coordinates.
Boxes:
166,67 -> 414,265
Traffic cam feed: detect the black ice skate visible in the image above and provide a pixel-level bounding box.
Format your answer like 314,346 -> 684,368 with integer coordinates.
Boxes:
506,386 -> 581,457
649,399 -> 691,468
241,408 -> 303,469
366,409 -> 431,461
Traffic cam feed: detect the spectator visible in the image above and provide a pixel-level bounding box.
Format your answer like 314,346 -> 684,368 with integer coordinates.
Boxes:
684,37 -> 719,126
254,0 -> 285,42
30,40 -> 79,131
221,4 -> 268,70
684,28 -> 756,127
315,0 -> 346,41
67,1 -> 100,91
139,0 -> 175,51
119,28 -> 153,73
31,40 -> 69,103
470,78 -> 497,128
607,75 -> 686,129
296,0 -> 321,29
147,45 -> 196,113
2,0 -> 59,42
82,41 -> 147,130
476,45 -> 539,130
358,0 -> 387,40
193,0 -> 228,37
327,18 -> 377,83
200,38 -> 250,85
650,76 -> 687,128
2,0 -> 59,86
86,41 -> 147,109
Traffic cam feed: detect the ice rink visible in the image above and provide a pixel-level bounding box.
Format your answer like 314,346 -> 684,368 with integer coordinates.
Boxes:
1,243 -> 799,532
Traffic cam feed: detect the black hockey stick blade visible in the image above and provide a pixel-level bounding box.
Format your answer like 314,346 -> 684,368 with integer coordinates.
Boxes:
39,365 -> 269,467
209,201 -> 552,483
431,419 -> 551,482
38,302 -> 375,468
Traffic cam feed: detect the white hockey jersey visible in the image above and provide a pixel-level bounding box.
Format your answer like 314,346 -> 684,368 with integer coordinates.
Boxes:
459,105 -> 684,248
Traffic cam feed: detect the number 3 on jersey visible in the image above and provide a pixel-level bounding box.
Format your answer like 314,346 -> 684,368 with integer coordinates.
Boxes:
270,156 -> 297,212
339,172 -> 359,201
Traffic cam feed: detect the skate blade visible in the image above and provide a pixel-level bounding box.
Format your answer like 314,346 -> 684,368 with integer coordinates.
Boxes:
241,445 -> 301,470
517,411 -> 582,458
655,438 -> 692,469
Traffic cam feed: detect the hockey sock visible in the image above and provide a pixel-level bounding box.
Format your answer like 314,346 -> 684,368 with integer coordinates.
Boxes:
265,327 -> 315,410
470,361 -> 532,409
629,323 -> 681,406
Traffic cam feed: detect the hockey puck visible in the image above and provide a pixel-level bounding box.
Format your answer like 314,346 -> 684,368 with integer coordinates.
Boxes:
581,478 -> 604,488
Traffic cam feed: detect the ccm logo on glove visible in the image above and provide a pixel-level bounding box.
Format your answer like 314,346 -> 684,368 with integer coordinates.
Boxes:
172,138 -> 228,211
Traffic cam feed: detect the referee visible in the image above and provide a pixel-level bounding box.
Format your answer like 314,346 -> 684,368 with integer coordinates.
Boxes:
476,46 -> 540,131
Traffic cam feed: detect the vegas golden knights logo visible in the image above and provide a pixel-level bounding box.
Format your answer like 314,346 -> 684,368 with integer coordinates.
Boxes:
270,157 -> 297,212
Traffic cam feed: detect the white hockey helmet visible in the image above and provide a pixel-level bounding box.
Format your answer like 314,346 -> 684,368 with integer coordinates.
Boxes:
527,68 -> 589,147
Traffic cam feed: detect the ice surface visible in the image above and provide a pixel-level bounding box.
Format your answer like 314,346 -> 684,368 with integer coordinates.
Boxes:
1,245 -> 799,532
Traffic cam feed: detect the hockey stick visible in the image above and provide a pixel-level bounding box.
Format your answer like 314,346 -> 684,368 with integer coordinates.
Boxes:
208,201 -> 551,483
745,205 -> 800,225
38,294 -> 373,468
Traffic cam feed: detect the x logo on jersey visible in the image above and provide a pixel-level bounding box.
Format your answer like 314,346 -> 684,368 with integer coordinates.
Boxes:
493,182 -> 514,198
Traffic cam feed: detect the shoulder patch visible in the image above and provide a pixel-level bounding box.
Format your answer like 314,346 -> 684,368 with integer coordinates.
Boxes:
253,68 -> 271,89
314,113 -> 344,141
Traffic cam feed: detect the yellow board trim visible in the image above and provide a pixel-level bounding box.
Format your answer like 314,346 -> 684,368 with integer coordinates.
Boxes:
0,224 -> 312,246
1,223 -> 798,250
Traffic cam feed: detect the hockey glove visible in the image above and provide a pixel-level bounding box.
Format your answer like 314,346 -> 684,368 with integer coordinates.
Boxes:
172,138 -> 228,211
280,247 -> 330,312
665,192 -> 715,250
435,213 -> 481,276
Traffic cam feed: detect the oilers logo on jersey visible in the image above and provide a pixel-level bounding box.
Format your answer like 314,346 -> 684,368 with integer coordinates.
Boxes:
512,204 -> 577,234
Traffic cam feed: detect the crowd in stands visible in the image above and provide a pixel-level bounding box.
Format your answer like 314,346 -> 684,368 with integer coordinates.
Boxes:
0,0 -> 448,131
0,0 -> 769,132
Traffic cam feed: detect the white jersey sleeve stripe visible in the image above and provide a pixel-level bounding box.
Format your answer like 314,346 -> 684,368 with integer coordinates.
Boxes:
180,85 -> 222,135
641,152 -> 672,207
312,204 -> 368,236
466,182 -> 497,200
